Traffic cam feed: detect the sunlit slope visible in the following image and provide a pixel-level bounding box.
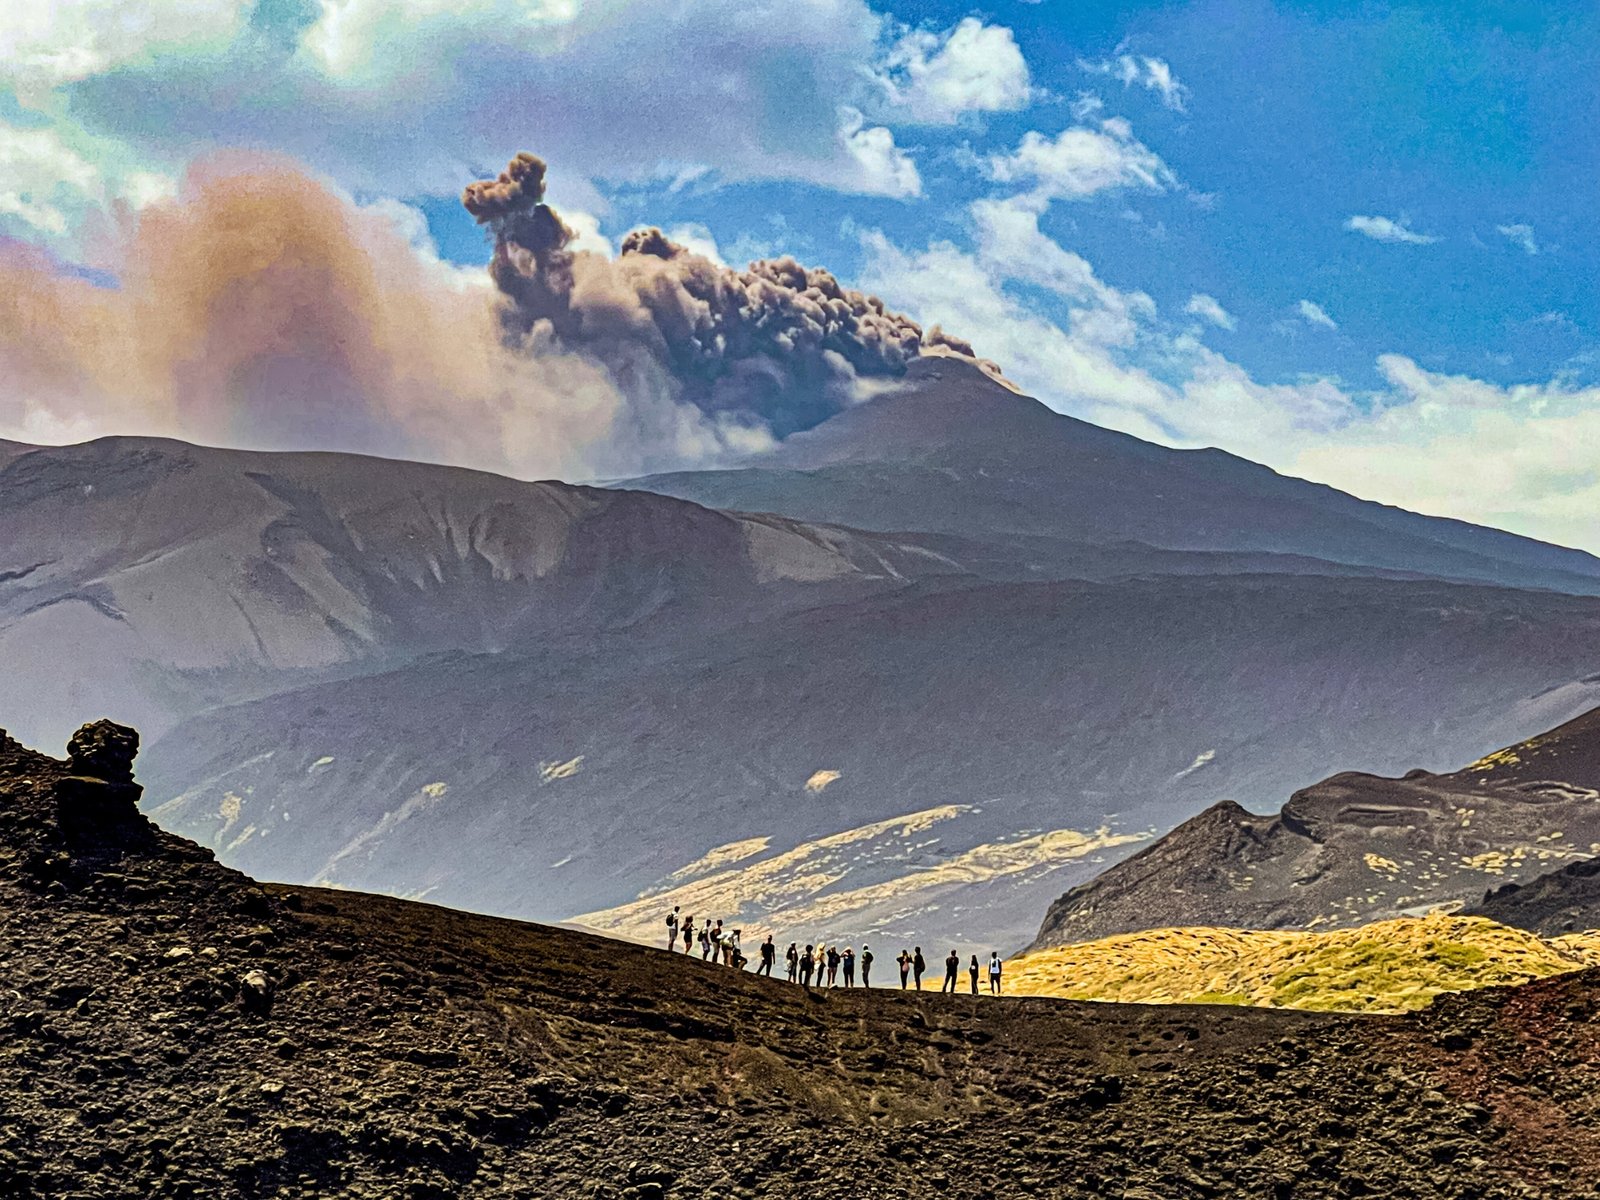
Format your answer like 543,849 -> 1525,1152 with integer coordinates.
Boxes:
573,803 -> 1148,946
1010,914 -> 1600,1014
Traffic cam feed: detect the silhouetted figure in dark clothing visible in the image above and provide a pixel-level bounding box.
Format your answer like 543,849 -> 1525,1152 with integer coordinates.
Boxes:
942,950 -> 960,993
758,936 -> 776,977
826,945 -> 841,987
680,915 -> 694,953
861,945 -> 873,987
842,946 -> 855,986
897,950 -> 912,989
989,952 -> 1003,994
912,947 -> 926,991
800,946 -> 816,988
786,942 -> 799,982
969,955 -> 980,994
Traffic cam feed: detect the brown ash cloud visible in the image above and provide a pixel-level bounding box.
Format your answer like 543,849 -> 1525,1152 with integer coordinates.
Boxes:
464,152 -> 999,440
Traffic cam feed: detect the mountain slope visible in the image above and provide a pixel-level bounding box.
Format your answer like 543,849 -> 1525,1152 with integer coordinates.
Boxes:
8,721 -> 1600,1199
141,573 -> 1600,948
16,366 -> 1600,951
0,436 -> 963,748
631,357 -> 1600,594
1032,708 -> 1600,950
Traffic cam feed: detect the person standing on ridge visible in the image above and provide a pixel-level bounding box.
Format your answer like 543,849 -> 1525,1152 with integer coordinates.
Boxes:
826,945 -> 841,987
758,935 -> 776,977
841,946 -> 855,987
699,927 -> 712,960
800,945 -> 816,988
666,905 -> 680,951
897,949 -> 912,989
969,954 -> 980,995
786,942 -> 799,982
709,920 -> 724,962
912,947 -> 926,991
988,952 -> 1003,994
727,928 -> 743,968
860,945 -> 873,987
942,949 -> 960,994
680,914 -> 694,953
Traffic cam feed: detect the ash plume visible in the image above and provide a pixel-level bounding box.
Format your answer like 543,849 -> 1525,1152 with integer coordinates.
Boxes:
2,150 -> 997,479
464,151 -> 999,440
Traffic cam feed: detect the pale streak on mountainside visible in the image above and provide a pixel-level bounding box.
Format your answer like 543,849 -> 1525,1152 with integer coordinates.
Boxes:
573,804 -> 1147,943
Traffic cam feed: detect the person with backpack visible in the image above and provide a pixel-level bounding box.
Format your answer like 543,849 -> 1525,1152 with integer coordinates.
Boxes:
665,906 -> 680,951
758,936 -> 776,977
709,920 -> 724,962
969,954 -> 980,995
699,928 -> 712,960
826,945 -> 841,987
800,945 -> 816,988
897,950 -> 912,989
860,945 -> 873,987
841,946 -> 855,987
988,952 -> 1003,994
942,949 -> 960,993
912,947 -> 926,990
786,942 -> 799,982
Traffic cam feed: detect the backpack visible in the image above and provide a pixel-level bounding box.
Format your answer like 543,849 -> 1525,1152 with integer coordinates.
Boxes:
667,913 -> 678,929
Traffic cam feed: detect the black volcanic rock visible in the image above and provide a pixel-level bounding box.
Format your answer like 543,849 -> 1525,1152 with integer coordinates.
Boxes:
1470,856 -> 1600,935
1032,708 -> 1600,950
4,723 -> 1600,1198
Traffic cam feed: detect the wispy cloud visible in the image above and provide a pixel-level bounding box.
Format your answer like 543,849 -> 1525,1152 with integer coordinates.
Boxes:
1344,214 -> 1438,245
1497,223 -> 1539,255
1079,54 -> 1189,112
1297,299 -> 1338,330
1185,294 -> 1235,330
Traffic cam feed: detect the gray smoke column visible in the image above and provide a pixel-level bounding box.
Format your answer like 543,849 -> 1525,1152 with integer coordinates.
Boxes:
464,152 -> 999,440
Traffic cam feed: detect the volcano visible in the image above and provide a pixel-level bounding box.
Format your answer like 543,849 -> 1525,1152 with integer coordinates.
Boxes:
6,363 -> 1600,948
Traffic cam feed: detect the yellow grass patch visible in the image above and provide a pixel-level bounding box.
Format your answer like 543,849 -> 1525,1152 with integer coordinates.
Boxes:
1009,914 -> 1600,1014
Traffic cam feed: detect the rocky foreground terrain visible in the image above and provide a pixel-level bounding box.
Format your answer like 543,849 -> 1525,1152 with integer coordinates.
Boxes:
5,723 -> 1600,1199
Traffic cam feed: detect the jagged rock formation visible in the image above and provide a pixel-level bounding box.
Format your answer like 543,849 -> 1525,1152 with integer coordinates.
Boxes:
1471,858 -> 1600,936
5,722 -> 1600,1198
1031,708 -> 1600,950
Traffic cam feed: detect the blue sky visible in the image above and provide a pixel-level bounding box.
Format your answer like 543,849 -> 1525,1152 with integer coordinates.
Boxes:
2,1 -> 1598,548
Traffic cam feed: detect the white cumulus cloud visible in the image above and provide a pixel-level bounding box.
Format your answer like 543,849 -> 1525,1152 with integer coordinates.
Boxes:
53,0 -> 929,200
876,17 -> 1033,124
989,116 -> 1178,204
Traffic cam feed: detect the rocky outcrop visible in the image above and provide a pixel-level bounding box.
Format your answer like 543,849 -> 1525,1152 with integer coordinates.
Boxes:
1031,709 -> 1600,950
5,720 -> 1600,1197
1471,856 -> 1600,935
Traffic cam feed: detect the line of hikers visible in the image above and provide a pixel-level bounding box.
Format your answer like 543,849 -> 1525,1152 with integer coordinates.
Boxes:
663,907 -> 1003,994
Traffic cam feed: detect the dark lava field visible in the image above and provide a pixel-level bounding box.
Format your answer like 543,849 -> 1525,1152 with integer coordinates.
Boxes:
3,722 -> 1598,1199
